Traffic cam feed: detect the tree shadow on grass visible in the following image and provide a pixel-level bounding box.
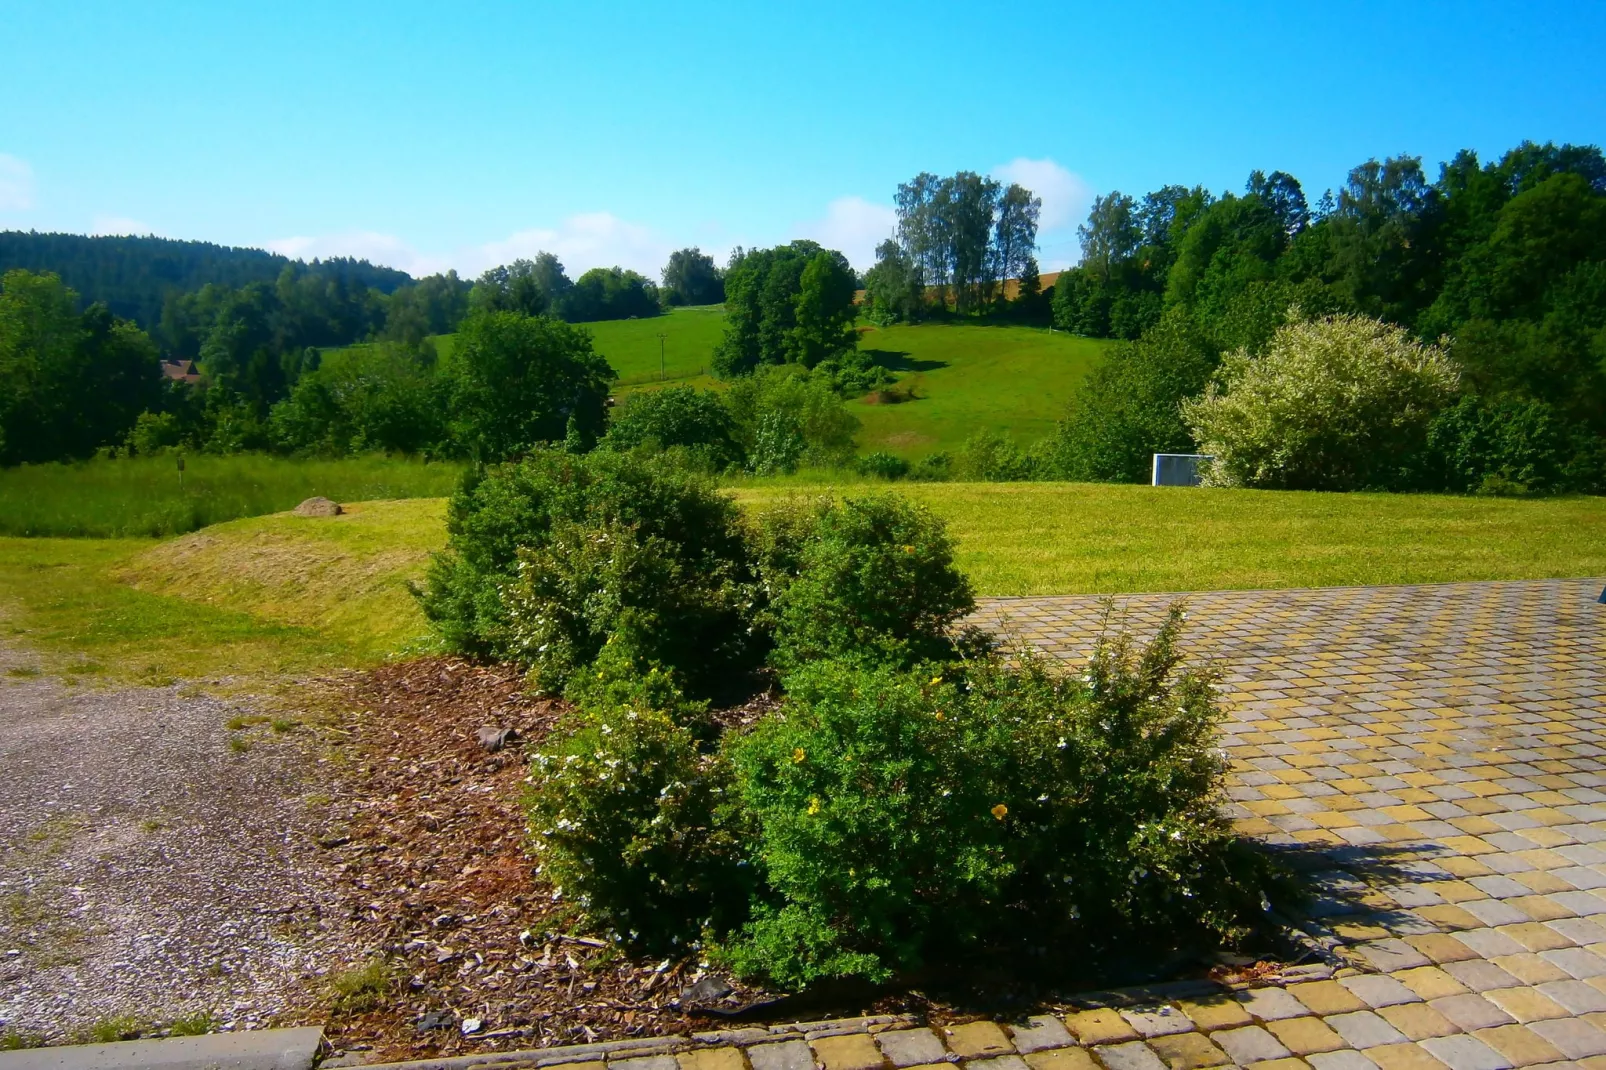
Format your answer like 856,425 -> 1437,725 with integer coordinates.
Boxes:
863,348 -> 946,374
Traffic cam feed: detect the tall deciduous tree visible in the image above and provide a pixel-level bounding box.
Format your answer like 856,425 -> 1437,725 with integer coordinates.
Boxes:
894,171 -> 1040,312
713,242 -> 856,377
661,248 -> 725,306
447,310 -> 615,461
1078,193 -> 1142,280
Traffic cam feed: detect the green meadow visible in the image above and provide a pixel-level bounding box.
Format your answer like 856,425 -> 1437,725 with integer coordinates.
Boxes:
3,485 -> 1598,690
0,454 -> 462,538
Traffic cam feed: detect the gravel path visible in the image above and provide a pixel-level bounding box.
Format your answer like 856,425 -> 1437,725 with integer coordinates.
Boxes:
0,644 -> 352,1040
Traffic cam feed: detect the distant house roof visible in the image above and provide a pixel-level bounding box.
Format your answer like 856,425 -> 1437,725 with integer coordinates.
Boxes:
161,359 -> 201,385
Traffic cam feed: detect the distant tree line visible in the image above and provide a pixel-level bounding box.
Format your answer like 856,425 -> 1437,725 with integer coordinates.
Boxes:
1031,140 -> 1606,495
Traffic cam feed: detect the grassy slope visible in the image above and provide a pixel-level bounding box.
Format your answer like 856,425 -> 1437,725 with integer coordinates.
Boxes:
412,310 -> 1110,456
851,324 -> 1107,458
0,454 -> 462,539
585,306 -> 726,390
117,498 -> 444,661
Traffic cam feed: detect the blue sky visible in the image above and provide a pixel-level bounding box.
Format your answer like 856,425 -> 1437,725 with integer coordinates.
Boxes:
2,1 -> 1603,277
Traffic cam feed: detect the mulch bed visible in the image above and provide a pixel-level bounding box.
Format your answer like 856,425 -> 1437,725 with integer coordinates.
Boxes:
317,658 -> 780,1062
314,658 -> 1286,1062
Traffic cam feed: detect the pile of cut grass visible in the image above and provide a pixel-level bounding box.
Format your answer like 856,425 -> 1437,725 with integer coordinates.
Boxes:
0,454 -> 462,538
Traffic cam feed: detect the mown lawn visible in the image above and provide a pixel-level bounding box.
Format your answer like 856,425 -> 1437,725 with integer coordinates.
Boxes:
0,454 -> 462,538
6,484 -> 1598,689
585,306 -> 726,391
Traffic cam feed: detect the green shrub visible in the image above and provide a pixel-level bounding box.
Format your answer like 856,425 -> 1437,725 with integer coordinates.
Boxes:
718,660 -> 1015,986
905,451 -> 953,482
600,387 -> 743,472
1183,314 -> 1460,490
527,659 -> 751,950
760,494 -> 974,673
419,449 -> 759,694
856,451 -> 909,480
724,366 -> 860,472
712,607 -> 1281,988
1426,394 -> 1582,495
502,514 -> 758,698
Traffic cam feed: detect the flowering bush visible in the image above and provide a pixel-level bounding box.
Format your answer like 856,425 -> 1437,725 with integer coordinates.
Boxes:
526,654 -> 751,951
707,607 -> 1279,987
1183,313 -> 1459,490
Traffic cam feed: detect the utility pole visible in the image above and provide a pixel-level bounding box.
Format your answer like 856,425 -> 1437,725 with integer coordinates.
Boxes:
657,333 -> 667,382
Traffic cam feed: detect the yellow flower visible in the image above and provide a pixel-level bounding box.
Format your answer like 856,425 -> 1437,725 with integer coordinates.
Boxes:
934,711 -> 945,721
792,747 -> 806,763
991,803 -> 1008,820
903,545 -> 915,553
929,675 -> 943,686
807,796 -> 821,815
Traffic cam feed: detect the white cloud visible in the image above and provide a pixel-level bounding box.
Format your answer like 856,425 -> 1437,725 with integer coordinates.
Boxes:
0,155 -> 36,212
91,215 -> 156,237
794,196 -> 897,271
267,212 -> 678,280
992,157 -> 1092,232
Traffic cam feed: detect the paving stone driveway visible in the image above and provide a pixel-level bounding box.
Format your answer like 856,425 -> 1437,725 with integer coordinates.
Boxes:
370,579 -> 1606,1070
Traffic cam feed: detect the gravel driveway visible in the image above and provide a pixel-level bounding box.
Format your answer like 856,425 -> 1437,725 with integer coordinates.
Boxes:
0,644 -> 351,1040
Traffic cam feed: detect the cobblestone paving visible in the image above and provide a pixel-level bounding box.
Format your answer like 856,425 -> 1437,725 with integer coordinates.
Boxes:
368,579 -> 1606,1070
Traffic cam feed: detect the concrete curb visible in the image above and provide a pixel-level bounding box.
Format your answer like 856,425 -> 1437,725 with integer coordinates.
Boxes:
0,1027 -> 326,1070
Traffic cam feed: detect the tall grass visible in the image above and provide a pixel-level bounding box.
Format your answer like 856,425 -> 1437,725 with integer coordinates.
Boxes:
0,454 -> 464,538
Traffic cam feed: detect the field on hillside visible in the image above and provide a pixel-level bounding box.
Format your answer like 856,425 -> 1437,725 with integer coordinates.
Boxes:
0,454 -> 462,538
585,306 -> 725,390
401,310 -> 1110,456
852,323 -> 1106,457
10,483 -> 1599,691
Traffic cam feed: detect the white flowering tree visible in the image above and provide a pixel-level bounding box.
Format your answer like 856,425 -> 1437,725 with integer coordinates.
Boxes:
1183,313 -> 1460,490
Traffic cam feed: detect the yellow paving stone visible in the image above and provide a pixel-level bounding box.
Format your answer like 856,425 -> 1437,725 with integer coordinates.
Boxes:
1246,1060 -> 1311,1070
1525,807 -> 1574,826
1439,836 -> 1498,855
1382,805 -> 1436,822
1483,951 -> 1573,983
1530,791 -> 1576,807
1580,1057 -> 1606,1070
1437,856 -> 1495,878
1415,904 -> 1483,930
1334,778 -> 1375,794
1267,1017 -> 1345,1054
1234,818 -> 1281,837
1473,1024 -> 1568,1065
1309,812 -> 1360,828
1511,870 -> 1576,895
1276,769 -> 1314,784
1392,966 -> 1470,1001
1461,783 -> 1506,799
1292,829 -> 1349,847
1406,934 -> 1480,963
1176,995 -> 1254,1031
1516,826 -> 1576,848
1433,881 -> 1488,905
1148,1032 -> 1232,1069
1332,918 -> 1394,941
1327,796 -> 1370,813
1499,921 -> 1575,950
1378,1003 -> 1460,1041
1376,823 -> 1426,841
946,1022 -> 1014,1058
1451,816 -> 1506,835
1506,896 -> 1573,922
1245,800 -> 1294,816
1367,1042 -> 1451,1070
1394,789 -> 1439,805
1457,798 -> 1505,817
1262,784 -> 1306,800
680,1050 -> 745,1070
1401,773 -> 1446,788
812,1034 -> 885,1070
1287,980 -> 1368,1015
1483,986 -> 1571,1022
1512,849 -> 1568,870
1064,1009 -> 1138,1045
1024,1049 -> 1099,1070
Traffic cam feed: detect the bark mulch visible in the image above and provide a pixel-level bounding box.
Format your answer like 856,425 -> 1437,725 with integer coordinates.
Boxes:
318,657 -> 774,1063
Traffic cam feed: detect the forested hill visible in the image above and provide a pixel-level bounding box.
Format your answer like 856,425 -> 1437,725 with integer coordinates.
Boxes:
0,231 -> 413,327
